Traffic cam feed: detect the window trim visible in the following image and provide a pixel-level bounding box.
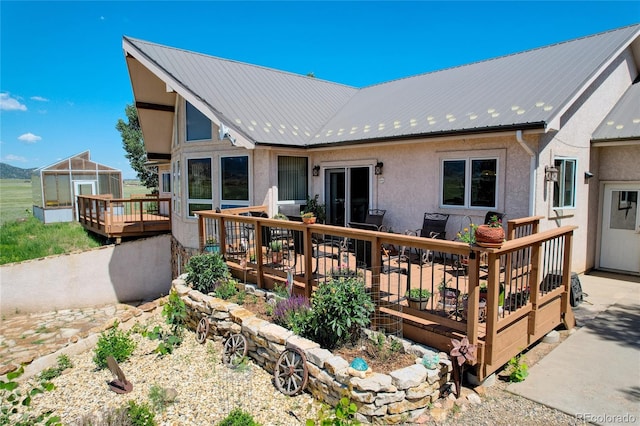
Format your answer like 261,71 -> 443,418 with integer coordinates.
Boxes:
552,157 -> 577,210
440,154 -> 500,210
161,172 -> 171,193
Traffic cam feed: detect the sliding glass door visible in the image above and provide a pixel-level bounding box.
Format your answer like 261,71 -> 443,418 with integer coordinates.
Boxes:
324,166 -> 371,226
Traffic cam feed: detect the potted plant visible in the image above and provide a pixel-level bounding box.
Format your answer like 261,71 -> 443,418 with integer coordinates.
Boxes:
204,237 -> 219,253
302,194 -> 325,223
475,215 -> 505,247
462,294 -> 487,322
438,279 -> 460,310
269,240 -> 283,264
405,288 -> 431,310
456,223 -> 478,246
301,212 -> 316,224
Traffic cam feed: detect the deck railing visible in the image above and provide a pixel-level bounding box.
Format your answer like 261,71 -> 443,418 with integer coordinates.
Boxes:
77,195 -> 171,241
196,208 -> 575,379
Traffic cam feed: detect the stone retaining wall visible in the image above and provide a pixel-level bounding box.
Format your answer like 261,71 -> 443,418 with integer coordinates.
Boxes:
172,277 -> 453,424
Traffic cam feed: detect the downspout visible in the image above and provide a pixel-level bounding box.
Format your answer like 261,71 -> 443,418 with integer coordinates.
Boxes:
516,130 -> 536,217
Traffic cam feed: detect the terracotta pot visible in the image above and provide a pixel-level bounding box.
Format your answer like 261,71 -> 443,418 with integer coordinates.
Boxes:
302,217 -> 316,224
475,225 -> 505,247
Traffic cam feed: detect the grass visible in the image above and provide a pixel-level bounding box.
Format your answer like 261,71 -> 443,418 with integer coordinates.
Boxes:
0,179 -> 150,264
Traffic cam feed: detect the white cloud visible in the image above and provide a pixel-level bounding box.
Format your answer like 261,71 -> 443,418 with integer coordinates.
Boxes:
0,93 -> 27,111
4,154 -> 27,162
31,96 -> 49,102
18,133 -> 42,143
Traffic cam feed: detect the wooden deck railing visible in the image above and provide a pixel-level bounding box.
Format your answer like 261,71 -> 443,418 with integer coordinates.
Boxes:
77,195 -> 171,242
196,207 -> 575,380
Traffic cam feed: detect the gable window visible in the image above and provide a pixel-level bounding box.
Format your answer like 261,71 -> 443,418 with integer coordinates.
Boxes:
220,155 -> 249,208
187,158 -> 212,217
553,158 -> 576,209
441,158 -> 497,208
185,101 -> 212,141
278,156 -> 308,201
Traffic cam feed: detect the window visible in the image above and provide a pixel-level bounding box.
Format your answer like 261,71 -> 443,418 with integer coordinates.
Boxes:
187,158 -> 212,217
553,158 -> 576,209
173,160 -> 181,214
442,158 -> 498,208
161,172 -> 171,193
278,156 -> 308,201
220,156 -> 249,208
185,101 -> 212,141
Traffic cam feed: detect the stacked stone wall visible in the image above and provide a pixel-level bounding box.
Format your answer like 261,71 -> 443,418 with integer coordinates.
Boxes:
172,277 -> 452,424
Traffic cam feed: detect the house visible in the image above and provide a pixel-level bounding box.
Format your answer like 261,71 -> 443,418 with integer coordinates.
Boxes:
32,151 -> 123,224
122,24 -> 640,275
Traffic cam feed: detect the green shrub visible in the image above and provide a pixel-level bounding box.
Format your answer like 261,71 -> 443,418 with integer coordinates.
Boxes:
306,396 -> 360,426
217,408 -> 260,426
148,385 -> 174,412
273,295 -> 313,336
127,400 -> 156,426
185,253 -> 230,293
93,322 -> 137,369
507,354 -> 529,382
308,277 -> 374,349
143,325 -> 182,356
162,289 -> 187,335
39,354 -> 73,381
213,279 -> 238,300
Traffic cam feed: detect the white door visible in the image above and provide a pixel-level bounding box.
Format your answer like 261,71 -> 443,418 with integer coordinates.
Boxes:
73,180 -> 96,220
600,184 -> 640,274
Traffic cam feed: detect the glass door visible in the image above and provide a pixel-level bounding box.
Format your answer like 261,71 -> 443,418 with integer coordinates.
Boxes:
73,180 -> 96,220
600,184 -> 640,274
324,166 -> 371,226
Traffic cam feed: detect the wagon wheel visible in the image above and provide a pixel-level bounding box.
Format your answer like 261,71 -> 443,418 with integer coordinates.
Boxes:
274,348 -> 308,396
195,317 -> 209,344
223,333 -> 248,366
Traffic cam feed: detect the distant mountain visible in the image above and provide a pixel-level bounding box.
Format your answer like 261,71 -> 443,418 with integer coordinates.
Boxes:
0,163 -> 36,179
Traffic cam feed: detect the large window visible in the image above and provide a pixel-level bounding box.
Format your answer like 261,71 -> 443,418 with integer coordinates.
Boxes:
220,156 -> 249,208
278,156 -> 308,201
553,158 -> 576,209
442,158 -> 497,208
185,101 -> 212,141
187,158 -> 212,217
161,172 -> 171,193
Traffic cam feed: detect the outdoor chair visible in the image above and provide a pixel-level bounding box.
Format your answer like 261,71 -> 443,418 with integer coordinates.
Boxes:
364,209 -> 386,230
400,213 -> 450,266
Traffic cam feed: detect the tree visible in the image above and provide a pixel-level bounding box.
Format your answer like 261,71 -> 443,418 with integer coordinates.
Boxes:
116,104 -> 158,189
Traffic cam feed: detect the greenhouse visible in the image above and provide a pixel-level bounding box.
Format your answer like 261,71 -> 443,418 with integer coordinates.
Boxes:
32,151 -> 122,224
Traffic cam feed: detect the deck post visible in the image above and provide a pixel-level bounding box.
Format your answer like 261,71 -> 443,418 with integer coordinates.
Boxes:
483,250 -> 501,365
527,239 -> 542,337
303,226 -> 314,300
466,249 -> 480,346
561,232 -> 576,329
253,219 -> 265,289
197,214 -> 205,251
370,235 -> 382,329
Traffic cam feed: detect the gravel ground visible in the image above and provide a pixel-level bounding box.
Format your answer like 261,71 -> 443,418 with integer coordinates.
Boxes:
13,312 -> 585,426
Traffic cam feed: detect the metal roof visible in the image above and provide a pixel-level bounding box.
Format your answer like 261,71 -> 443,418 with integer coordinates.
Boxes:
124,24 -> 640,147
123,37 -> 357,146
592,81 -> 640,141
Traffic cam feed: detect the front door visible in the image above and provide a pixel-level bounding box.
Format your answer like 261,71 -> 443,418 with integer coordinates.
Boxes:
73,181 -> 96,220
324,167 -> 371,226
600,183 -> 640,274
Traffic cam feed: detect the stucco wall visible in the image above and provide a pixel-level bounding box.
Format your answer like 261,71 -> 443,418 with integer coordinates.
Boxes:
534,50 -> 638,273
0,235 -> 172,314
597,145 -> 640,182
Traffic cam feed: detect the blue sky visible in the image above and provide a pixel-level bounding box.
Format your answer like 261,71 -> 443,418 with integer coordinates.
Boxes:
1,1 -> 639,179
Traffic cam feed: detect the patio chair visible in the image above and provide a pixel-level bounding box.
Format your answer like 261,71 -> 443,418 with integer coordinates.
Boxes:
400,213 -> 450,266
364,209 -> 386,230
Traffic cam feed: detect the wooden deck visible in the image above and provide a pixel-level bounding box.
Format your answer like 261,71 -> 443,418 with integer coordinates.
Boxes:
196,207 -> 577,380
77,195 -> 171,243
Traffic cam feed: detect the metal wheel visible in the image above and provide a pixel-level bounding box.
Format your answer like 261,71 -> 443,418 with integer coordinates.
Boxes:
223,333 -> 248,366
274,348 -> 308,396
195,317 -> 209,344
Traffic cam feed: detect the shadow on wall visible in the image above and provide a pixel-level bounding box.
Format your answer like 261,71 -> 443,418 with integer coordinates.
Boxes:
107,235 -> 173,303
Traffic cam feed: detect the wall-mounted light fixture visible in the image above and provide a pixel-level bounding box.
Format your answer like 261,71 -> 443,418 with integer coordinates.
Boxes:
374,162 -> 384,175
545,165 -> 559,182
584,171 -> 594,179
312,165 -> 320,177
